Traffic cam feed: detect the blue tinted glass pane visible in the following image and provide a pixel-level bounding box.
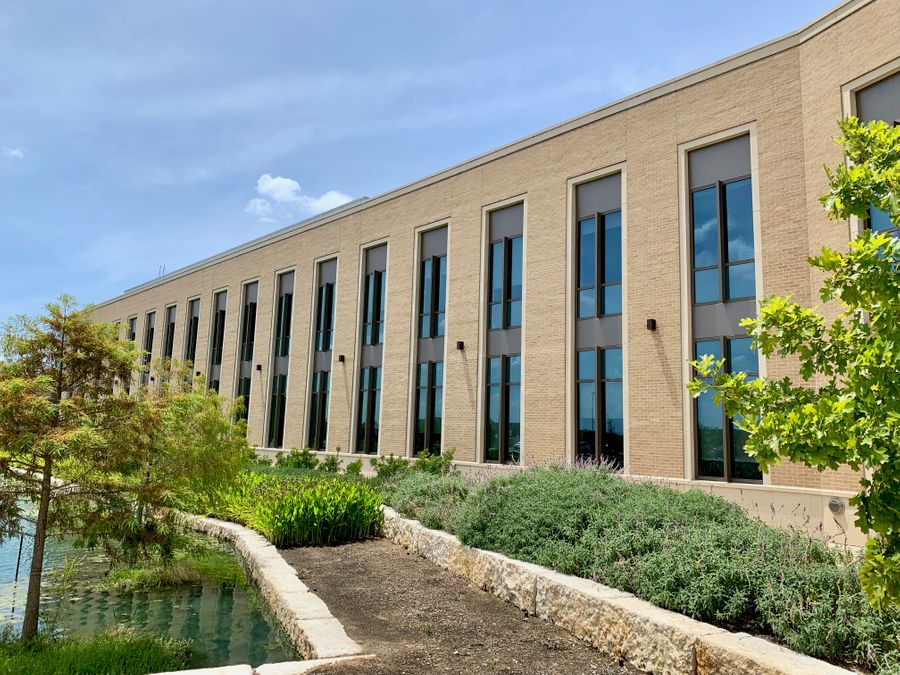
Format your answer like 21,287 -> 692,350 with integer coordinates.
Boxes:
603,211 -> 622,283
870,205 -> 895,232
728,337 -> 756,375
695,339 -> 722,360
416,388 -> 427,433
577,350 -> 596,381
725,179 -> 754,262
577,382 -> 596,460
694,268 -> 720,303
437,256 -> 447,310
692,187 -> 719,268
490,242 -> 503,302
509,236 -> 523,299
489,303 -> 502,329
601,285 -> 622,315
507,300 -> 522,327
436,312 -> 445,337
487,357 -> 501,385
507,355 -> 521,383
726,262 -> 755,300
697,390 -> 724,478
578,289 -> 596,319
434,361 -> 443,383
578,217 -> 596,287
418,363 -> 429,386
419,315 -> 430,339
507,384 -> 521,463
601,348 -> 622,380
486,386 -> 501,462
603,381 -> 624,437
420,259 -> 432,314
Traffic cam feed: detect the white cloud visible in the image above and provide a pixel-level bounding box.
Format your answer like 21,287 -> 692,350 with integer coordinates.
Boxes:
245,173 -> 352,223
2,147 -> 25,159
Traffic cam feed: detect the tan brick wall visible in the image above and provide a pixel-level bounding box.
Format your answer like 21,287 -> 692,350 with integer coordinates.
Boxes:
94,0 -> 899,501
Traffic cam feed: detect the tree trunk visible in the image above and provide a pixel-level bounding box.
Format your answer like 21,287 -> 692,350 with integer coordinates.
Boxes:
21,454 -> 52,643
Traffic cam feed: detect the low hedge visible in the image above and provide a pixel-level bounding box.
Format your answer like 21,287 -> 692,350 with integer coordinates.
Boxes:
217,472 -> 383,547
387,466 -> 899,673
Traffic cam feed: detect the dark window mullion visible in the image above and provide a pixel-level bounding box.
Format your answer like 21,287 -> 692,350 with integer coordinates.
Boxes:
717,181 -> 727,301
503,238 -> 511,329
595,347 -> 603,462
429,257 -> 440,338
596,213 -> 604,318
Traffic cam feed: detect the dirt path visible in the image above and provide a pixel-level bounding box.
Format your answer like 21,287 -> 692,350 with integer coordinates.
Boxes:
280,538 -> 640,675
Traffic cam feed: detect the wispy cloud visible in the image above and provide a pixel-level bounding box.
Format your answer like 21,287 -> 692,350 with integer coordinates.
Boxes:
2,147 -> 25,159
245,174 -> 352,223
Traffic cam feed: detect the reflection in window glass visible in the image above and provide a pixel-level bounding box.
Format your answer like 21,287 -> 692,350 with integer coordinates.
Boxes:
725,179 -> 754,262
870,205 -> 898,237
692,187 -> 719,268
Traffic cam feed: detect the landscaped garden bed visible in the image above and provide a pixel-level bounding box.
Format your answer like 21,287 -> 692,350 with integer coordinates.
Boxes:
379,465 -> 900,674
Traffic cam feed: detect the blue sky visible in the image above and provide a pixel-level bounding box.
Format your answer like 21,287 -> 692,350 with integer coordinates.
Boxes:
0,0 -> 836,322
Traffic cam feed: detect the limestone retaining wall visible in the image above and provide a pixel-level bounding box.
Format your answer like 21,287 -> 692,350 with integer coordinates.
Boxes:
382,506 -> 853,675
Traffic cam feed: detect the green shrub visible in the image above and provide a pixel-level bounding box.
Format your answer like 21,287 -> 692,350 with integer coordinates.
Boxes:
320,455 -> 341,473
451,467 -> 900,673
276,448 -> 320,471
385,471 -> 469,531
413,448 -> 455,476
0,630 -> 191,675
371,453 -> 410,480
344,459 -> 363,476
218,473 -> 383,547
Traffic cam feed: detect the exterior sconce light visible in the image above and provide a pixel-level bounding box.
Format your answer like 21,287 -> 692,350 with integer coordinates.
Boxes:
195,371 -> 201,377
338,354 -> 346,363
256,363 -> 262,371
828,497 -> 845,516
150,376 -> 155,383
646,319 -> 657,331
456,341 -> 465,351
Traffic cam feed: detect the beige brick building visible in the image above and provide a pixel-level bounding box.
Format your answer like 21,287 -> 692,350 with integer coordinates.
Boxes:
94,0 -> 899,544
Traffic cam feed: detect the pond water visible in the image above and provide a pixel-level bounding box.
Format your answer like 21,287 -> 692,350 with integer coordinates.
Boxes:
0,528 -> 291,668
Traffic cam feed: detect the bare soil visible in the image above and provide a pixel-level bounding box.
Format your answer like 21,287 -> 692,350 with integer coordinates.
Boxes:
280,538 -> 641,675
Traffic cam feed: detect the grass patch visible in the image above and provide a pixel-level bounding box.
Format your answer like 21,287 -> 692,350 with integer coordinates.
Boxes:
98,543 -> 246,593
0,629 -> 190,675
389,466 -> 900,673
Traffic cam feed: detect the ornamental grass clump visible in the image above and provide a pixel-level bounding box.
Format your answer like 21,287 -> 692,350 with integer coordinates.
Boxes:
453,466 -> 900,673
384,471 -> 469,532
220,473 -> 383,547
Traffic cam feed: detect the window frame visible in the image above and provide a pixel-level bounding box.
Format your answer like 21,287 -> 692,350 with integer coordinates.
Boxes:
418,255 -> 447,339
162,305 -> 177,360
414,360 -> 444,456
207,290 -> 227,392
690,175 -> 755,306
488,235 -> 523,331
315,281 -> 335,352
307,369 -> 330,450
484,354 -> 521,464
140,311 -> 155,386
356,365 -> 382,454
362,269 -> 385,346
575,346 -> 623,468
577,209 -> 623,319
183,298 -> 200,364
692,334 -> 762,483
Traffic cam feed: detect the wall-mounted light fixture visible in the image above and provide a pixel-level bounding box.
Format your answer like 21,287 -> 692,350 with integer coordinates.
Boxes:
828,496 -> 845,516
338,354 -> 346,363
195,371 -> 201,377
456,341 -> 465,351
256,363 -> 262,372
646,319 -> 657,331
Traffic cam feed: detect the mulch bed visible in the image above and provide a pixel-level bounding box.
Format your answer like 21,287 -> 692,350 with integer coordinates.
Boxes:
280,538 -> 641,675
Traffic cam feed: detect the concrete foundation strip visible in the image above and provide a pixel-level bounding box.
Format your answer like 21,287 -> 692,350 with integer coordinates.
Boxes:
381,506 -> 853,675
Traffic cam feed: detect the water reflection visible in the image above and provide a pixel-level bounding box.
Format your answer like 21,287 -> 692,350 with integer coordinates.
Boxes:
0,531 -> 290,668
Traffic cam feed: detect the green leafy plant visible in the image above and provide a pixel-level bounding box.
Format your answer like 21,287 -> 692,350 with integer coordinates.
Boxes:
414,448 -> 455,476
344,459 -> 363,477
320,455 -> 341,473
371,453 -> 410,480
275,447 -> 320,472
689,118 -> 900,608
216,473 -> 383,547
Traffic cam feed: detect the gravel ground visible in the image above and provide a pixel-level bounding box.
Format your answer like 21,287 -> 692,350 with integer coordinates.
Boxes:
280,538 -> 642,675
